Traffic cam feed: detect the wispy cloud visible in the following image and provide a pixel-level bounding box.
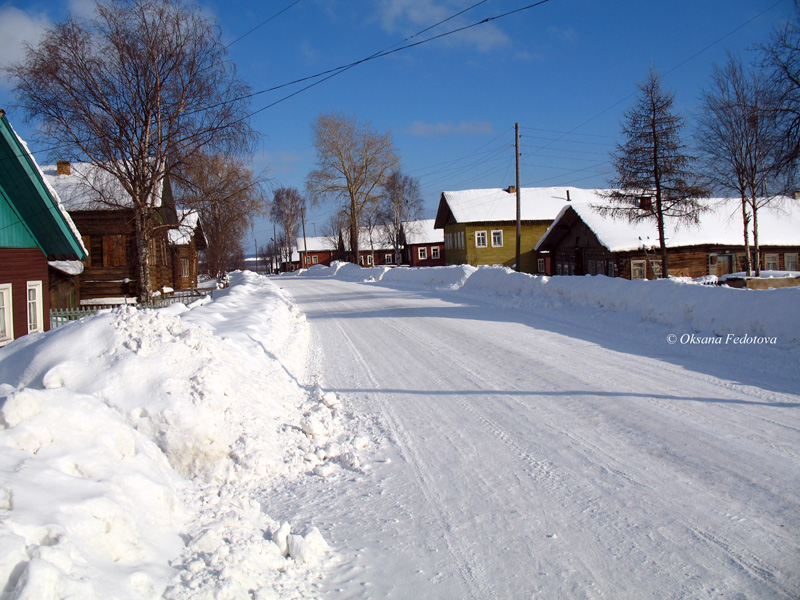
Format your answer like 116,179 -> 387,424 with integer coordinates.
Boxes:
406,120 -> 495,137
0,5 -> 50,89
547,26 -> 578,44
374,0 -> 510,52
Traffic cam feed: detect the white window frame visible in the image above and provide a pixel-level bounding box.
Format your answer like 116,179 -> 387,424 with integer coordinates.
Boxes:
537,258 -> 545,273
431,246 -> 440,260
765,253 -> 779,271
631,260 -> 647,280
312,255 -> 318,264
27,281 -> 44,334
385,253 -> 393,264
0,284 -> 13,346
491,230 -> 503,247
418,247 -> 428,261
367,254 -> 374,266
475,231 -> 487,248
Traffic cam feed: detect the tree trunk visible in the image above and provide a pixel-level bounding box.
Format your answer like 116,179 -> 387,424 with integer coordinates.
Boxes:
751,198 -> 761,277
134,209 -> 152,303
741,195 -> 752,277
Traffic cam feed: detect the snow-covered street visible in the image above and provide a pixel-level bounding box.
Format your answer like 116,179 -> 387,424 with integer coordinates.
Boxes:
274,269 -> 800,599
0,265 -> 798,599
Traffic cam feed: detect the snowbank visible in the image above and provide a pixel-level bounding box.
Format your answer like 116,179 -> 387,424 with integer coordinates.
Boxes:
0,272 -> 364,599
301,263 -> 800,343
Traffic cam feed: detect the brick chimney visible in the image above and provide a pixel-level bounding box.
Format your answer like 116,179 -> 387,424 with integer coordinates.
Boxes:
56,161 -> 71,176
507,185 -> 516,194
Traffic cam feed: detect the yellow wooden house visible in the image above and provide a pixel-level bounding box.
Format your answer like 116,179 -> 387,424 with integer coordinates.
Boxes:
434,186 -> 590,273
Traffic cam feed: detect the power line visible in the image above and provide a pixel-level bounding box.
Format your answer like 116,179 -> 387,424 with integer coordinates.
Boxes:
223,0 -> 302,49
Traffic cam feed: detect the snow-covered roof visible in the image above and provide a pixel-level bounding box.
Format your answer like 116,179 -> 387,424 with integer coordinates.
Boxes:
340,226 -> 395,252
436,187 -> 594,226
536,198 -> 800,252
41,161 -> 164,212
296,236 -> 338,253
168,210 -> 201,246
403,219 -> 444,245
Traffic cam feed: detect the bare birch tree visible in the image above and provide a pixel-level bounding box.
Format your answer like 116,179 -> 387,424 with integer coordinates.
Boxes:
598,68 -> 707,278
174,153 -> 267,280
270,187 -> 306,271
696,54 -> 784,276
8,0 -> 256,300
307,112 -> 400,264
379,170 -> 423,263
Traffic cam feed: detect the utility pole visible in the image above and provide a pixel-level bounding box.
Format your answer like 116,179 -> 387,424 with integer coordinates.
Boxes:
515,122 -> 522,273
301,206 -> 308,269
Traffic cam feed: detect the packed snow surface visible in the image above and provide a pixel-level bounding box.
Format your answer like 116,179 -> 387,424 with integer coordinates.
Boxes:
1,264 -> 798,598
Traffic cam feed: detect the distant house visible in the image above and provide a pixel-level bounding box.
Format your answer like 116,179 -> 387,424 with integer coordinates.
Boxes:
169,210 -> 206,290
434,186 -> 576,273
337,226 -> 396,267
535,199 -> 800,279
296,236 -> 337,269
0,110 -> 86,344
402,219 -> 445,267
42,161 -> 179,303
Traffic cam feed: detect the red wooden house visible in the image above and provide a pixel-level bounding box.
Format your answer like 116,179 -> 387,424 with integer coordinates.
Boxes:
0,110 -> 86,345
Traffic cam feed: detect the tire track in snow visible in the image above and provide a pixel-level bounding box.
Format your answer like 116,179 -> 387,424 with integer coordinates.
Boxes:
312,298 -> 495,600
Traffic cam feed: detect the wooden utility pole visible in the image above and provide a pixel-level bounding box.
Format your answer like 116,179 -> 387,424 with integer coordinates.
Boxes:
515,123 -> 522,273
301,206 -> 308,269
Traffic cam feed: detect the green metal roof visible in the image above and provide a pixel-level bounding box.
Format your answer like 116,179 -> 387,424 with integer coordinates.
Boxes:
0,110 -> 86,260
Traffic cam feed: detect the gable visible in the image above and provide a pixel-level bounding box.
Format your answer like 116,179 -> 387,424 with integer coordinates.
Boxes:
0,111 -> 86,259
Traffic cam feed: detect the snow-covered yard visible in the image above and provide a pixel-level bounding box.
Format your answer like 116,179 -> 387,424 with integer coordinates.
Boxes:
0,265 -> 798,598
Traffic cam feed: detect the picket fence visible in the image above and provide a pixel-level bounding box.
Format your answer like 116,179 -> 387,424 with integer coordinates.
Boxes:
49,288 -> 214,330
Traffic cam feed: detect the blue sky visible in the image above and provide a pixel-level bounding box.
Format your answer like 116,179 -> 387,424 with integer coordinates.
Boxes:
0,0 -> 794,245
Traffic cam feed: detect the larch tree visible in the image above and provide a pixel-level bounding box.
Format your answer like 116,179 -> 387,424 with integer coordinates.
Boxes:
270,187 -> 306,272
696,54 -> 784,276
598,68 -> 707,278
380,170 -> 423,263
306,112 -> 400,264
174,153 -> 267,280
8,0 -> 256,300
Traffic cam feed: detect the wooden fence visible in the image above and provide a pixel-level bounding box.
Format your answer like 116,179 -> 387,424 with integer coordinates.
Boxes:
49,288 -> 214,330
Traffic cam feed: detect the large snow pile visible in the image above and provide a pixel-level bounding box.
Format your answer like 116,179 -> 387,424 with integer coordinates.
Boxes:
0,272 -> 366,599
294,263 -> 800,344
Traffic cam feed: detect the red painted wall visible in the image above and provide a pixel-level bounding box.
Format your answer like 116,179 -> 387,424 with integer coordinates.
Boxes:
0,247 -> 50,338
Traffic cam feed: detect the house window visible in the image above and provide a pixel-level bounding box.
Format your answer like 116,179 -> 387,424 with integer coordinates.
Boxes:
418,247 -> 428,261
491,230 -> 503,247
367,255 -> 374,265
103,235 -> 126,267
765,253 -> 779,271
588,260 -> 596,275
785,253 -> 798,271
312,255 -> 319,264
631,260 -> 647,280
607,262 -> 616,277
445,234 -> 451,250
0,284 -> 13,346
431,246 -> 440,260
27,281 -> 44,334
458,232 -> 465,249
161,239 -> 168,266
359,256 -> 364,265
475,231 -> 487,248
181,258 -> 190,278
385,253 -> 393,264
556,263 -> 563,276
537,258 -> 545,273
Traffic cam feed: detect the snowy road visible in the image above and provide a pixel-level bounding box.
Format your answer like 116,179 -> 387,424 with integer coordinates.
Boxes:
274,276 -> 800,599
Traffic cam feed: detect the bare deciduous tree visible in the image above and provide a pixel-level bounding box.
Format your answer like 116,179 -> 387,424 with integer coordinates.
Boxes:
379,170 -> 423,263
598,68 -> 707,278
762,1 -> 800,167
175,153 -> 267,280
307,112 -> 400,264
696,54 -> 784,276
8,0 -> 256,300
270,187 -> 305,271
